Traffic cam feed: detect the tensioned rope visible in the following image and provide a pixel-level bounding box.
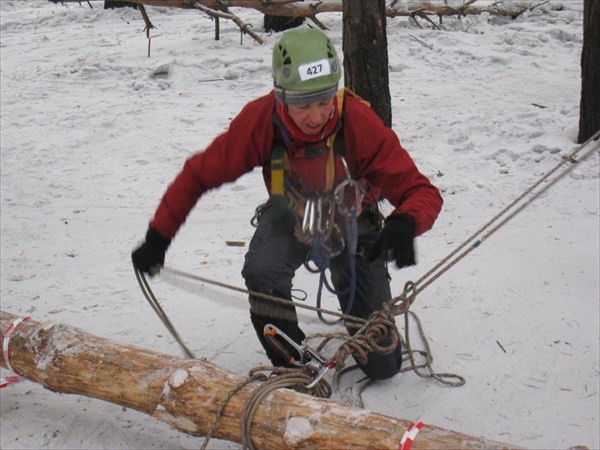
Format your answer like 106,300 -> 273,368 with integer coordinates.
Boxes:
137,131 -> 599,450
406,130 -> 600,301
161,266 -> 365,325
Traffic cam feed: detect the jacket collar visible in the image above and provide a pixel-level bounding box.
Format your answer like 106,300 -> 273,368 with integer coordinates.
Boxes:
274,99 -> 340,146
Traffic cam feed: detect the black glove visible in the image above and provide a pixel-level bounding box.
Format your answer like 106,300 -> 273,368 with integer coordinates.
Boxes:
367,214 -> 416,268
131,228 -> 171,275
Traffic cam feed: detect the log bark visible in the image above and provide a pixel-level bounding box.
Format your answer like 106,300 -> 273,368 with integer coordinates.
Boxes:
1,310 -> 519,449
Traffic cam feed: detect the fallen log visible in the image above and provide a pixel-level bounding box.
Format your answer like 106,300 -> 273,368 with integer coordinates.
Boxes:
1,310 -> 518,449
50,0 -> 528,20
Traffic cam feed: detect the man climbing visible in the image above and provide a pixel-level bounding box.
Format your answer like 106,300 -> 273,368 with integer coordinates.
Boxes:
132,28 -> 442,380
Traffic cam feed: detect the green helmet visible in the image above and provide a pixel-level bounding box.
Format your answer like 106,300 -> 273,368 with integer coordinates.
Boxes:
272,28 -> 341,105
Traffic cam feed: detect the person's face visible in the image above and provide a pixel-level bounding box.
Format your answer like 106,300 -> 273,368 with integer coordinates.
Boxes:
286,98 -> 334,136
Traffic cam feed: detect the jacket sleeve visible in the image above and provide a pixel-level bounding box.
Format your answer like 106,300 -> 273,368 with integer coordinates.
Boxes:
343,96 -> 443,236
149,94 -> 276,239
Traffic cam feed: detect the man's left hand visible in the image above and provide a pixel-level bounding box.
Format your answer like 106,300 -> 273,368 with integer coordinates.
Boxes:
367,213 -> 416,268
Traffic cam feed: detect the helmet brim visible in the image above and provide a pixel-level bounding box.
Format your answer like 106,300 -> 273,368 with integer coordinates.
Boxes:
274,84 -> 338,105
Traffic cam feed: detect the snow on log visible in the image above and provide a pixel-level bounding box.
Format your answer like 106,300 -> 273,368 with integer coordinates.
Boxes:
50,0 -> 527,20
1,310 -> 519,449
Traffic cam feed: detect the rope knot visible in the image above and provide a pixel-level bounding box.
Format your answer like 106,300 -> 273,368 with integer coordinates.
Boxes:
391,281 -> 418,315
328,301 -> 400,372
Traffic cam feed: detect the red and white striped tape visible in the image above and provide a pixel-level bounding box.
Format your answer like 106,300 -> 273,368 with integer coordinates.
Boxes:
398,421 -> 425,450
0,375 -> 24,389
1,316 -> 31,389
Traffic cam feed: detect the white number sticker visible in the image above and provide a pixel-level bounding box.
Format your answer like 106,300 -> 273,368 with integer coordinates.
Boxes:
298,58 -> 331,81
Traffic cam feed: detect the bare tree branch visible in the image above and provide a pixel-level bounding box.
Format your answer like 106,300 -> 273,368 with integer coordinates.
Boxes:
190,1 -> 264,44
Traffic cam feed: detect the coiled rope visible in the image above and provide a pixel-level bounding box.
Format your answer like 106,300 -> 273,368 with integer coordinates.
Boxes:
199,365 -> 331,450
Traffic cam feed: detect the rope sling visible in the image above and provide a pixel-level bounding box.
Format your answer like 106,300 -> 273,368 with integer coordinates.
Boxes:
135,130 -> 599,449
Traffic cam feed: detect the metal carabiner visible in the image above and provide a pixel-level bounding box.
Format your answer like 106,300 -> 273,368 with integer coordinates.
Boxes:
315,196 -> 325,234
263,324 -> 328,372
302,197 -> 315,235
339,155 -> 352,181
263,324 -> 306,367
305,363 -> 333,389
334,156 -> 365,217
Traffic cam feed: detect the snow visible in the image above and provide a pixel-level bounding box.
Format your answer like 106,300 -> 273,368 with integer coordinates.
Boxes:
1,1 -> 598,449
283,416 -> 314,447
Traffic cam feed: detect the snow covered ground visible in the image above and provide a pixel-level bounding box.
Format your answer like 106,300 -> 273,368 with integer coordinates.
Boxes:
1,1 -> 598,448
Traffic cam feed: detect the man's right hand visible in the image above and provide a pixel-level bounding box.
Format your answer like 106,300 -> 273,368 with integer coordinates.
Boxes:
131,229 -> 171,275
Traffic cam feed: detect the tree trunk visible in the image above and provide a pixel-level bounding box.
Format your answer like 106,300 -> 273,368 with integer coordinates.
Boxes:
0,310 -> 520,449
578,0 -> 600,143
263,14 -> 305,32
342,0 -> 392,127
104,0 -> 138,8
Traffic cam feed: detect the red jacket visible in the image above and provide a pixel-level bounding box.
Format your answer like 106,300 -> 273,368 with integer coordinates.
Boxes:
150,90 -> 442,239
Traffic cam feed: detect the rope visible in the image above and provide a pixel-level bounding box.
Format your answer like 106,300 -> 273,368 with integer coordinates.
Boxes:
410,130 -> 600,299
200,365 -> 331,450
308,289 -> 465,394
315,134 -> 598,398
162,266 -> 367,327
144,265 -> 459,439
134,266 -> 196,359
154,267 -> 462,398
400,310 -> 465,386
138,132 -> 598,448
240,366 -> 331,450
200,372 -> 266,450
312,213 -> 359,325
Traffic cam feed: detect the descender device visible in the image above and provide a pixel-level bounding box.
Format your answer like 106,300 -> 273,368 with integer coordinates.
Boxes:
263,324 -> 332,388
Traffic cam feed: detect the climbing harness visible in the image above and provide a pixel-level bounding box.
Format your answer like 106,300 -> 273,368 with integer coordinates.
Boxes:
268,89 -> 368,323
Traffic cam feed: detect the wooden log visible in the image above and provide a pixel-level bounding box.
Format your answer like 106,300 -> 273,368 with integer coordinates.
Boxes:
1,310 -> 519,449
50,0 -> 526,19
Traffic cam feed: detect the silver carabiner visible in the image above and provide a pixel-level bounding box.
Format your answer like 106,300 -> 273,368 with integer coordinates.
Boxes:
305,363 -> 332,389
315,196 -> 324,233
263,324 -> 328,373
339,155 -> 352,181
302,197 -> 315,235
334,156 -> 365,217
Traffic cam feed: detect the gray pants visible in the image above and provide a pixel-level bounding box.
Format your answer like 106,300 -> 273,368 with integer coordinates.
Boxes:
241,204 -> 402,380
